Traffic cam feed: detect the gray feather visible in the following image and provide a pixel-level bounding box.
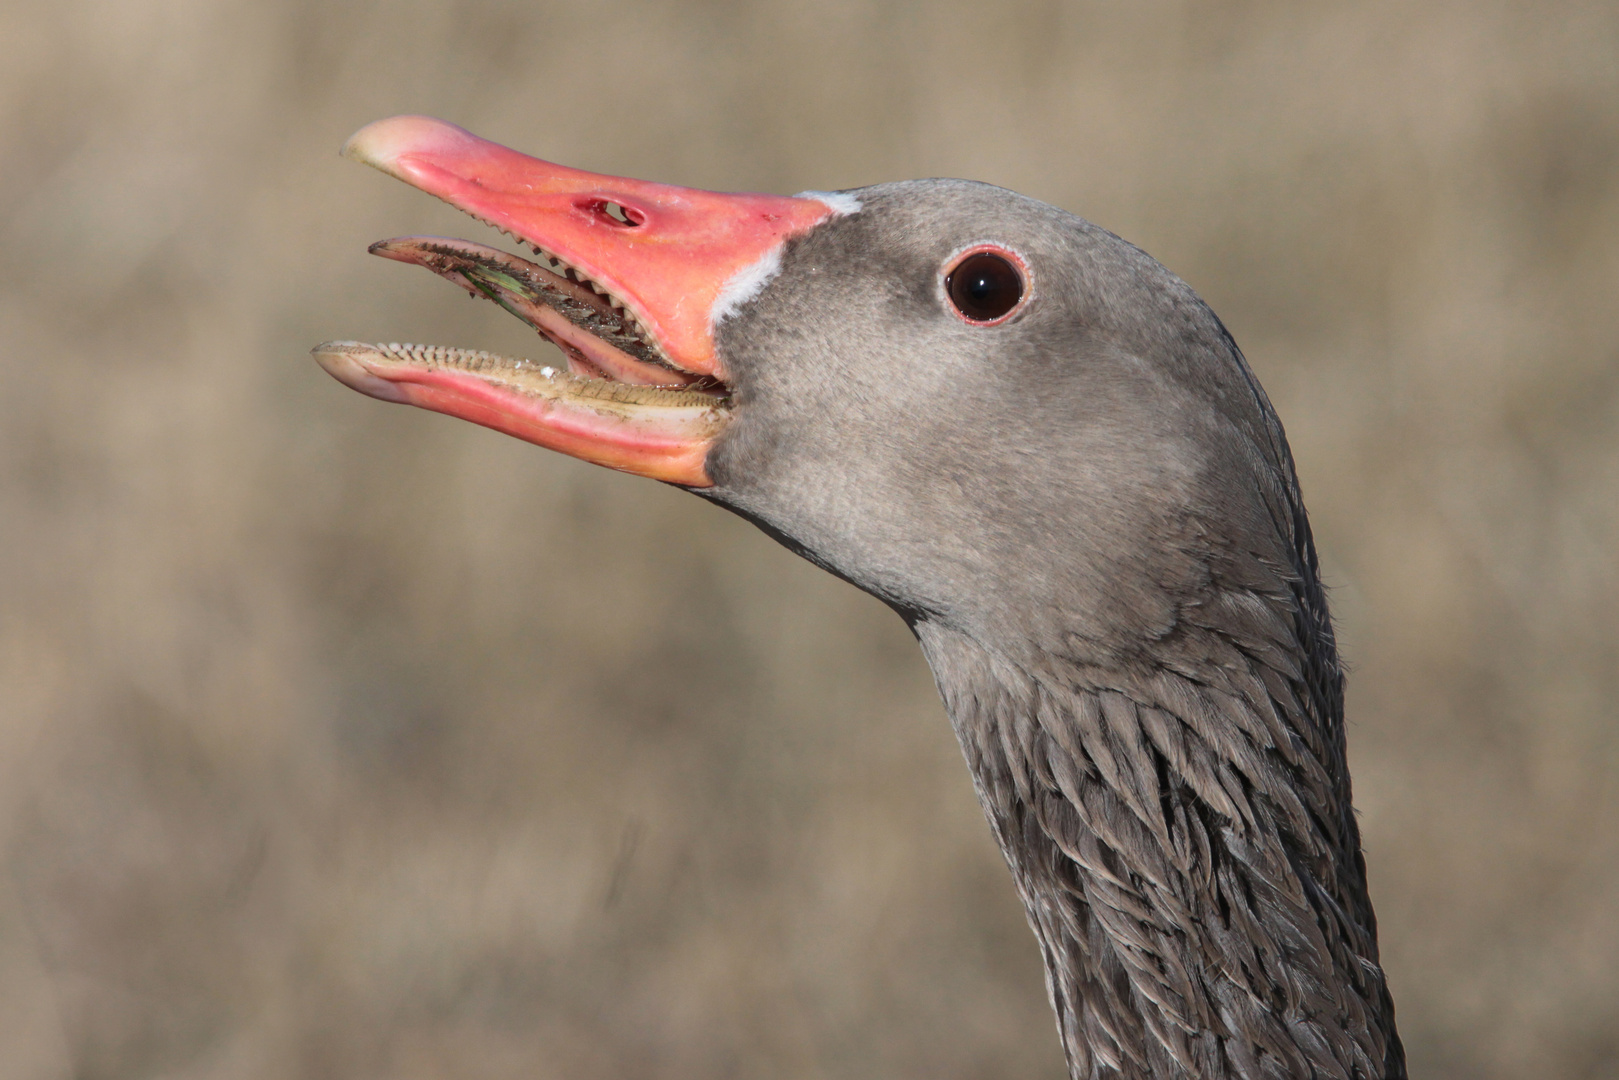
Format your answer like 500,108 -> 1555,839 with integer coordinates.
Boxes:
708,179 -> 1403,1079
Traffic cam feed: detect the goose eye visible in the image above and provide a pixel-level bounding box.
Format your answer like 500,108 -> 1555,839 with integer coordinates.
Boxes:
946,251 -> 1024,324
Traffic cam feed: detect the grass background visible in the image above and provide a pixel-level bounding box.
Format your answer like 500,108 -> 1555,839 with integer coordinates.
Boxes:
2,2 -> 1616,1077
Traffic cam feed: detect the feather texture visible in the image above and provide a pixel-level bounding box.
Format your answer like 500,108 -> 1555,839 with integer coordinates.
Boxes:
919,559 -> 1401,1080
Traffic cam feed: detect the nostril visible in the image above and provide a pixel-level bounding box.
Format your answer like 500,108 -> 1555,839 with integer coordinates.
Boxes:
578,198 -> 644,227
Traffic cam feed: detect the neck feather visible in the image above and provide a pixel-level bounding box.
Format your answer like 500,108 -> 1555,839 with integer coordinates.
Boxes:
914,601 -> 1405,1080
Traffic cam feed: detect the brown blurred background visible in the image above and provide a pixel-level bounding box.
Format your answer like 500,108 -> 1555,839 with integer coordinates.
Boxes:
1,2 -> 1616,1077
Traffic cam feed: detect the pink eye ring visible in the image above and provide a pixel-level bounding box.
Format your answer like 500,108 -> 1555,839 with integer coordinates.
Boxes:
944,245 -> 1028,325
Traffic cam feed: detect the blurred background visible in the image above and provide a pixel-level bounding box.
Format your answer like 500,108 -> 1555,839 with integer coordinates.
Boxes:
1,1 -> 1616,1077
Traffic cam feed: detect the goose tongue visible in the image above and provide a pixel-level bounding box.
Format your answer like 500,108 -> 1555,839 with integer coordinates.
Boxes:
367,236 -> 694,387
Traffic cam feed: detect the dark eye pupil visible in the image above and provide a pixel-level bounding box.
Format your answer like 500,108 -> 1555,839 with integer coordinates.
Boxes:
947,252 -> 1023,322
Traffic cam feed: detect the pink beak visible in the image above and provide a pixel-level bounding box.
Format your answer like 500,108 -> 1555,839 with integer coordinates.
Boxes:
342,115 -> 835,380
316,116 -> 843,486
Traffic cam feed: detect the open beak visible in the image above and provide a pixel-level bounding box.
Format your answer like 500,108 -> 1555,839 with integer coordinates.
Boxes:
314,115 -> 840,486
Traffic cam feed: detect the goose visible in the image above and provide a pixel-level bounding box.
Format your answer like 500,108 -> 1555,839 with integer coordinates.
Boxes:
315,116 -> 1404,1080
